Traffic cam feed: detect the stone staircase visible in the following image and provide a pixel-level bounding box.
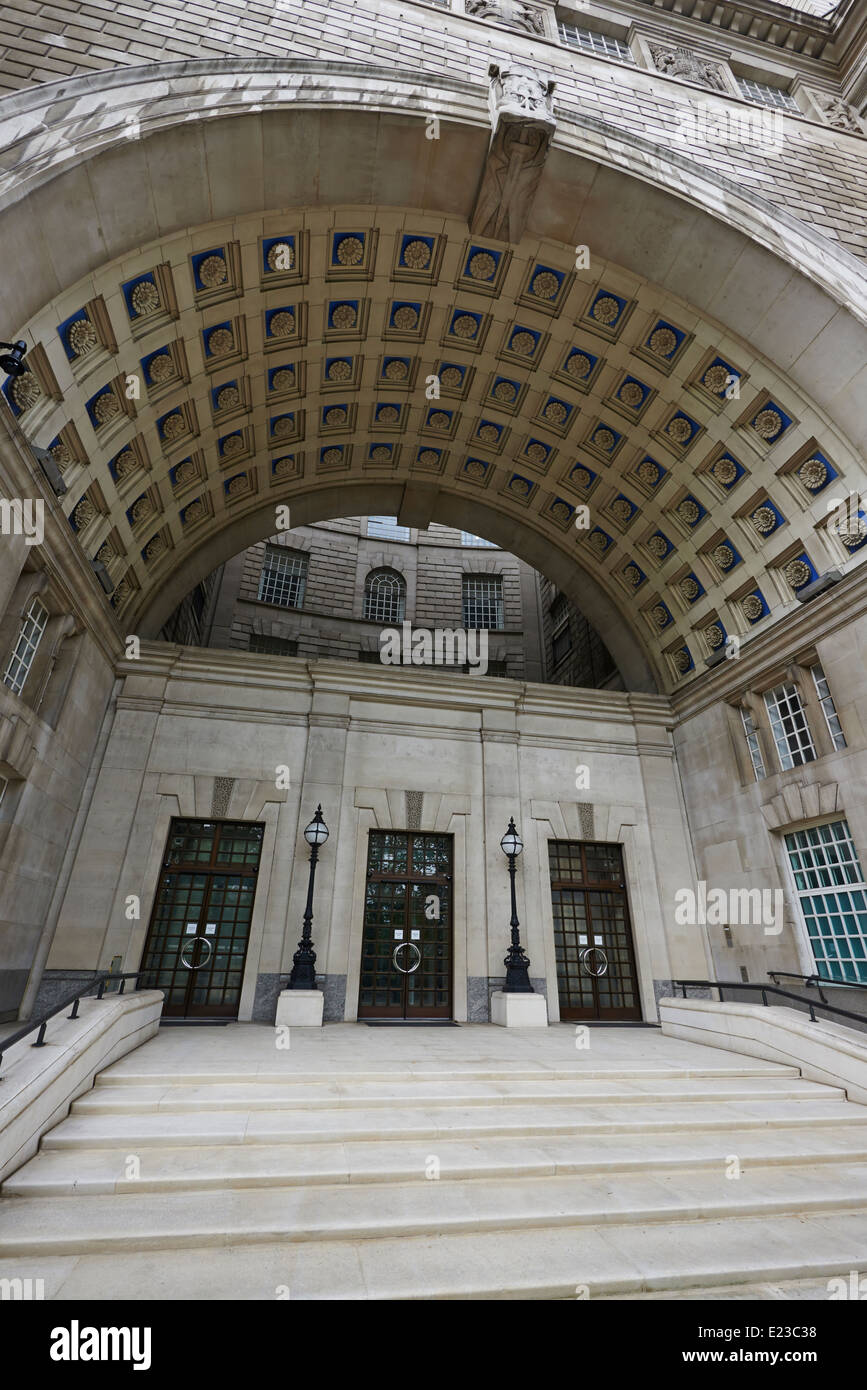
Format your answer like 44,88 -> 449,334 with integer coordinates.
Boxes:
3,1030 -> 867,1299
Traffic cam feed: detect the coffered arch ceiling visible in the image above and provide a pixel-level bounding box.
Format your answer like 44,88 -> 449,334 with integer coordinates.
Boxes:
3,78 -> 867,693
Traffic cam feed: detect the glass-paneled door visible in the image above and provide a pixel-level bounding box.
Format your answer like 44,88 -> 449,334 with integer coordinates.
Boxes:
358,831 -> 453,1019
139,819 -> 265,1018
549,841 -> 641,1021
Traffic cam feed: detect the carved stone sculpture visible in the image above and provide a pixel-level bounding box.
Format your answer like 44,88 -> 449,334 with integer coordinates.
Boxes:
489,62 -> 556,122
465,0 -> 544,33
817,94 -> 865,133
513,4 -> 545,35
471,63 -> 556,243
650,44 -> 728,93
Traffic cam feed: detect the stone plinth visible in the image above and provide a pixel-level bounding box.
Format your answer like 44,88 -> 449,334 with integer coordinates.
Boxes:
275,989 -> 324,1027
490,990 -> 548,1027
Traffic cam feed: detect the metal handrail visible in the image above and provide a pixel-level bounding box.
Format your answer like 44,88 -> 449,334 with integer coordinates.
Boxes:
0,971 -> 144,1078
768,970 -> 867,1007
671,978 -> 867,1029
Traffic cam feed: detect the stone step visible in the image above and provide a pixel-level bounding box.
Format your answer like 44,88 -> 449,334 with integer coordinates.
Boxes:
4,1209 -> 863,1300
92,1062 -> 802,1087
3,1162 -> 867,1257
595,1274 -> 848,1301
39,1096 -> 867,1150
7,1123 -> 867,1196
69,1074 -> 840,1115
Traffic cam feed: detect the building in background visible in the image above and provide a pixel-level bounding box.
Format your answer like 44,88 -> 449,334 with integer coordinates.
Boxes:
163,517 -> 621,689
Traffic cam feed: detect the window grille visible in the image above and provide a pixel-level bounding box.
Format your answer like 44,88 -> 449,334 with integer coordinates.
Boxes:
735,77 -> 799,110
460,532 -> 498,547
3,596 -> 49,696
785,820 -> 867,983
367,516 -> 410,542
363,569 -> 407,624
553,627 -> 572,666
764,682 -> 816,770
462,574 -> 504,629
257,547 -> 308,608
739,706 -> 767,781
811,663 -> 847,750
558,21 -> 633,63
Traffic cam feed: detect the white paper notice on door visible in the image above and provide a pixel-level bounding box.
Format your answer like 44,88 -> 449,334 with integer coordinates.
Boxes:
185,923 -> 197,934
205,923 -> 217,935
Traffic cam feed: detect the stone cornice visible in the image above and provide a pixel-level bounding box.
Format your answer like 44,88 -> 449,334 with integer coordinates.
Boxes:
670,561 -> 867,721
0,414 -> 122,670
572,0 -> 837,56
407,0 -> 838,61
125,643 -> 677,726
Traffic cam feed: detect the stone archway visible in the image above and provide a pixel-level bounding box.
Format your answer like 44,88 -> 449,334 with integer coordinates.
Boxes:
2,70 -> 866,698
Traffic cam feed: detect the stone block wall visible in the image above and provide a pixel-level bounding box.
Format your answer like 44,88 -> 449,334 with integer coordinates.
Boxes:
195,518 -> 542,674
672,572 -> 867,990
1,0 -> 866,260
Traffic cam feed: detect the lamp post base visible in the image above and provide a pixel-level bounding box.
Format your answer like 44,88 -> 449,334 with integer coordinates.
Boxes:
275,989 -> 324,1028
490,991 -> 548,1028
287,941 -> 317,990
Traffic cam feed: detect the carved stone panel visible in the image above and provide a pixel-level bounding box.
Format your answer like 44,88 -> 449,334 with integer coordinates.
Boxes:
464,0 -> 547,37
813,93 -> 866,134
649,44 -> 729,93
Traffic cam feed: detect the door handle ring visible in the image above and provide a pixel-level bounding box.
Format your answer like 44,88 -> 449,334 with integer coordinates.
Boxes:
179,936 -> 213,970
392,941 -> 421,974
580,946 -> 608,978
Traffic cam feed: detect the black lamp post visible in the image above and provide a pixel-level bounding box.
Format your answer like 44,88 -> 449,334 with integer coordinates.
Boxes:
500,816 -> 533,993
287,805 -> 329,990
0,341 -> 28,377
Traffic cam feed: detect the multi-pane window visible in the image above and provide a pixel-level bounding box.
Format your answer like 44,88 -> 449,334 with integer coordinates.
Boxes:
3,596 -> 49,696
551,595 -> 571,667
462,574 -> 504,629
811,663 -> 847,751
764,682 -> 816,770
460,532 -> 498,548
363,568 -> 406,624
553,627 -> 572,666
248,635 -> 298,656
735,77 -> 799,111
558,21 -> 633,63
739,707 -> 767,781
784,820 -> 867,983
367,516 -> 410,542
257,547 -> 308,608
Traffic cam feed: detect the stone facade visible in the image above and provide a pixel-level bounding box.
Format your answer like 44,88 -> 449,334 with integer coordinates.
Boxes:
1,0 -> 866,1024
188,516 -> 613,686
43,644 -> 707,1023
2,0 -> 866,256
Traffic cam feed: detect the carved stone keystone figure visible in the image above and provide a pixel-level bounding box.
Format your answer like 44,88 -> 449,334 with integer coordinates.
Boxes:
471,62 -> 556,243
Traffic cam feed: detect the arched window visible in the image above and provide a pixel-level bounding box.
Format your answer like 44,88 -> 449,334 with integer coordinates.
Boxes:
363,568 -> 406,624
